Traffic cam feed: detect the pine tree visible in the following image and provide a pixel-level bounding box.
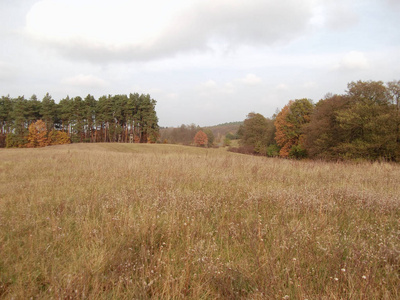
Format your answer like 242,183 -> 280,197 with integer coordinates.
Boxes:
40,93 -> 57,131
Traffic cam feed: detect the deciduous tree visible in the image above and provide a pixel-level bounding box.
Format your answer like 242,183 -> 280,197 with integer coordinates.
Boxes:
239,112 -> 276,155
48,129 -> 71,145
304,94 -> 349,159
334,81 -> 398,160
27,120 -> 49,148
204,129 -> 215,147
194,130 -> 208,147
275,99 -> 313,158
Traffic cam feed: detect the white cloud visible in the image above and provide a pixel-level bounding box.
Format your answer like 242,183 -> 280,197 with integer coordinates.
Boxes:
25,0 -> 185,46
333,51 -> 370,71
1,0 -> 399,127
324,4 -> 358,30
61,74 -> 108,88
25,0 -> 317,62
237,74 -> 262,85
166,93 -> 179,100
310,2 -> 358,30
276,83 -> 288,90
303,81 -> 317,89
202,80 -> 218,88
197,79 -> 236,97
223,82 -> 236,94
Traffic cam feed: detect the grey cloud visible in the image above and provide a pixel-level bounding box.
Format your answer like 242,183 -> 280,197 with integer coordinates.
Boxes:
324,4 -> 359,30
167,0 -> 314,47
385,0 -> 400,8
28,0 -> 316,63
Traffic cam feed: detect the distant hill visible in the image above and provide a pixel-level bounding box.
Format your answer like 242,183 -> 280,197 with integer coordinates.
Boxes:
159,122 -> 242,144
204,121 -> 243,139
159,122 -> 242,138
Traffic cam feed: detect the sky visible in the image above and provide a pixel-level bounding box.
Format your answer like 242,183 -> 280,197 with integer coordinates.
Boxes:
0,0 -> 399,127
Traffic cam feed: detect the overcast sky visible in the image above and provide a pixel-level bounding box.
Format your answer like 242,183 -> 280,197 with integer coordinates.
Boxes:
1,0 -> 399,126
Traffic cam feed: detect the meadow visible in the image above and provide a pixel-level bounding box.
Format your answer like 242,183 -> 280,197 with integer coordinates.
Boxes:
0,143 -> 399,299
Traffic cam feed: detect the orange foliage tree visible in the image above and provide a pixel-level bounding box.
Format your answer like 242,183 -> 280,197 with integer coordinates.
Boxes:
27,120 -> 49,148
274,102 -> 294,157
194,130 -> 208,147
275,99 -> 313,158
47,129 -> 71,145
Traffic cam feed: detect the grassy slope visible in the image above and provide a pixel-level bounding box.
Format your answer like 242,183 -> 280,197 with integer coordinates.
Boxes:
0,143 -> 399,299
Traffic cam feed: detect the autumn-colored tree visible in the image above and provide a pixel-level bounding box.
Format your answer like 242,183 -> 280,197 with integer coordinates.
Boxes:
274,103 -> 293,157
194,130 -> 208,147
303,81 -> 400,161
27,120 -> 49,148
47,129 -> 71,145
275,99 -> 313,158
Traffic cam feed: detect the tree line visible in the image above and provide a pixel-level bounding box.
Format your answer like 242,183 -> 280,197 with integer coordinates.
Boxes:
235,80 -> 400,161
0,93 -> 159,148
159,124 -> 215,147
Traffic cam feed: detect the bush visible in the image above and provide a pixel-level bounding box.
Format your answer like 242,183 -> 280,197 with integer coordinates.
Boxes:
48,130 -> 71,145
266,144 -> 280,157
5,133 -> 28,148
223,137 -> 231,147
289,144 -> 308,159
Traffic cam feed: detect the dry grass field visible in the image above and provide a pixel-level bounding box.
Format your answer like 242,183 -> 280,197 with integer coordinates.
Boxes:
0,143 -> 399,299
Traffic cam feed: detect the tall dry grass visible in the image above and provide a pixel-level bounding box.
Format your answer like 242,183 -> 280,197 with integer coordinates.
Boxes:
0,143 -> 399,299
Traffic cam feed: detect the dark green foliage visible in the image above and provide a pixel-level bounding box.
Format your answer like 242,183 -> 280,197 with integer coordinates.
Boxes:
238,80 -> 400,162
58,96 -> 73,133
84,94 -> 97,142
305,80 -> 400,161
223,137 -> 231,147
239,112 -> 276,155
27,95 -> 42,125
225,132 -> 239,140
304,95 -> 349,159
0,92 -> 159,147
289,144 -> 307,159
40,93 -> 57,131
10,96 -> 28,140
0,96 -> 13,137
135,94 -> 159,143
5,133 -> 27,148
204,129 -> 215,147
266,144 -> 280,157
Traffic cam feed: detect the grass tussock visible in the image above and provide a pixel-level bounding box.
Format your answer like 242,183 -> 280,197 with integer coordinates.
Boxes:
0,143 -> 399,299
